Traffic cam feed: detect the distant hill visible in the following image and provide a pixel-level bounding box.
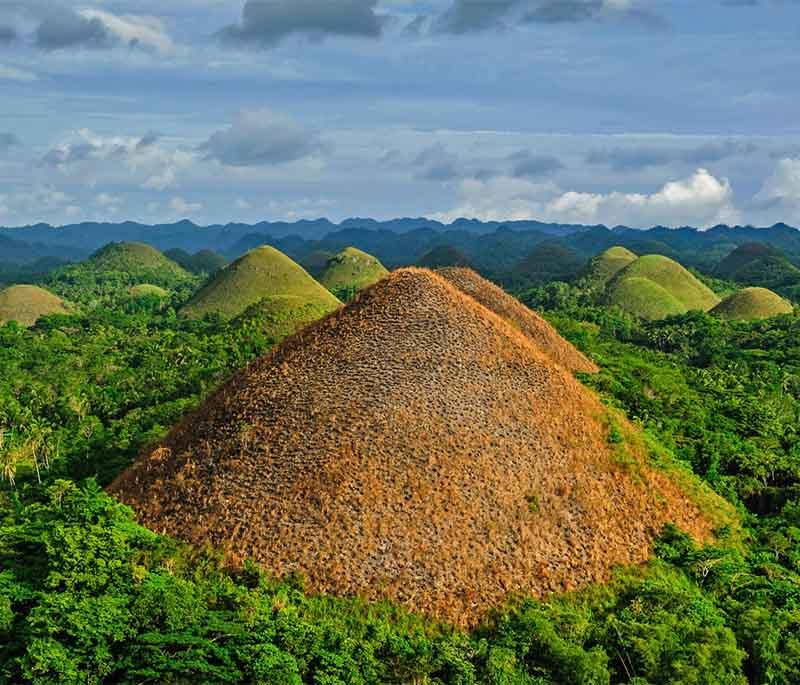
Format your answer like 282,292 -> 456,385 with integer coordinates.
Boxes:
511,242 -> 585,287
318,247 -> 389,300
417,245 -> 472,269
583,246 -> 638,287
715,243 -> 800,298
605,255 -> 720,320
0,285 -> 69,327
164,248 -> 227,275
180,246 -> 340,322
711,287 -> 794,321
112,267 -> 718,626
300,250 -> 335,277
47,242 -> 194,304
129,284 -> 169,299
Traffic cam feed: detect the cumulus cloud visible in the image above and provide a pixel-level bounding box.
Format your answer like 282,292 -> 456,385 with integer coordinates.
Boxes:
508,150 -> 564,178
220,0 -> 384,47
435,0 -> 662,33
413,143 -> 461,180
435,168 -> 740,227
199,109 -> 327,167
587,139 -> 757,172
753,158 -> 800,220
169,196 -> 203,215
20,4 -> 173,53
42,129 -> 194,190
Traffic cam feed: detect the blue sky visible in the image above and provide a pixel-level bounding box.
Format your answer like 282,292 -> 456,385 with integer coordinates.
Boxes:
1,0 -> 799,228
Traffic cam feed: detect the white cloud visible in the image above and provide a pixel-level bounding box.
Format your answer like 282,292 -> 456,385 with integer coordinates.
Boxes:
169,196 -> 203,215
753,157 -> 800,222
77,9 -> 174,55
94,192 -> 121,207
434,168 -> 740,228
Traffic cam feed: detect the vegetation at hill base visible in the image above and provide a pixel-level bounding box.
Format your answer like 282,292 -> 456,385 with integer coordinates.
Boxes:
0,248 -> 799,683
47,242 -> 197,306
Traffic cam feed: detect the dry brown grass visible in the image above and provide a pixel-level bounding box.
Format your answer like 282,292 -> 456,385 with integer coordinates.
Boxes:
111,268 -> 717,627
436,267 -> 598,374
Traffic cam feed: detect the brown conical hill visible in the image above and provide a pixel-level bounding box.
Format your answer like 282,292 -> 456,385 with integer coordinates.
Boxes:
111,268 -> 717,626
437,267 -> 597,374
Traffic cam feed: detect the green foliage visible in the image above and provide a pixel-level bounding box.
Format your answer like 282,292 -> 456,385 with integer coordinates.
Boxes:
318,247 -> 388,295
47,243 -> 197,306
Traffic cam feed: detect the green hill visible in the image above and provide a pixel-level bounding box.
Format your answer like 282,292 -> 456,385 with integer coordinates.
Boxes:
235,295 -> 339,344
584,246 -> 638,287
417,245 -> 472,269
180,246 -> 340,321
711,287 -> 794,321
129,284 -> 169,299
49,242 -> 194,304
165,248 -> 227,275
0,285 -> 69,327
512,241 -> 585,287
715,243 -> 800,297
88,242 -> 188,278
318,247 -> 389,299
300,250 -> 335,278
605,255 -> 720,320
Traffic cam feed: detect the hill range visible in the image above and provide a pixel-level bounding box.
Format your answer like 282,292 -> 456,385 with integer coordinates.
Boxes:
111,267 -> 722,625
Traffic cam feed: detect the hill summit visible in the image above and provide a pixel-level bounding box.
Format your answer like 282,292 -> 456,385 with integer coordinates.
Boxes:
0,285 -> 69,327
112,268 -> 716,625
318,247 -> 389,298
88,242 -> 188,278
605,254 -> 720,320
180,246 -> 340,321
584,246 -> 638,287
712,287 -> 793,321
437,267 -> 597,374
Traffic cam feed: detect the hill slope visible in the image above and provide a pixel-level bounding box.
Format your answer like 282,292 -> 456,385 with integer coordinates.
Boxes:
715,243 -> 800,297
0,285 -> 69,326
318,247 -> 389,298
584,246 -> 638,287
512,241 -> 585,286
437,267 -> 597,374
87,242 -> 188,278
112,268 -> 717,626
711,287 -> 793,321
417,245 -> 472,269
605,255 -> 720,319
180,246 -> 340,320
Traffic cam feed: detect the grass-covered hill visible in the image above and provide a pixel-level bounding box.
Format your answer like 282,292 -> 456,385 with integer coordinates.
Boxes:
711,287 -> 794,321
715,243 -> 800,301
583,246 -> 638,287
0,284 -> 69,327
511,241 -> 585,287
605,255 -> 720,320
114,268 -> 721,626
128,284 -> 169,299
317,247 -> 389,300
47,242 -> 195,304
180,245 -> 340,322
164,248 -> 227,275
417,244 -> 472,269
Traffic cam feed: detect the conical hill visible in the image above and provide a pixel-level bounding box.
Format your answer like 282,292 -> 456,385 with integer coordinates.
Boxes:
712,287 -> 793,321
0,285 -> 69,327
112,268 -> 717,626
180,246 -> 340,320
437,267 -> 597,374
318,247 -> 389,297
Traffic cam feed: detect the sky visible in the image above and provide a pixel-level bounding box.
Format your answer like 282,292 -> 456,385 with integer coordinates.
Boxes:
1,0 -> 799,229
